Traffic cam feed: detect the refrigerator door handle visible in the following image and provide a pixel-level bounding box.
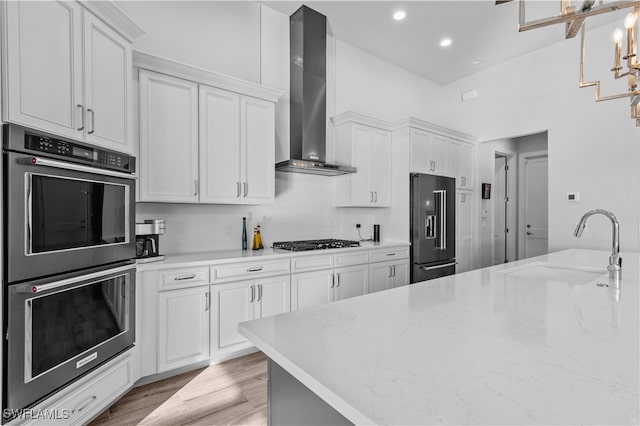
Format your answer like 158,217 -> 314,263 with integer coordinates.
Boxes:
434,190 -> 447,250
419,261 -> 457,271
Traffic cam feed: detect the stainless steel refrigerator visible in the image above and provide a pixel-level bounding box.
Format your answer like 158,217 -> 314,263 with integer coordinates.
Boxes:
410,173 -> 456,283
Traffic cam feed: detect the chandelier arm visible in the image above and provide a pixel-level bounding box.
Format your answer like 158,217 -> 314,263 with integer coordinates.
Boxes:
519,0 -> 640,37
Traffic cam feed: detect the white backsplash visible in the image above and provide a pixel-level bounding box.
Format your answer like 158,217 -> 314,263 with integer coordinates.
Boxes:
136,171 -> 388,254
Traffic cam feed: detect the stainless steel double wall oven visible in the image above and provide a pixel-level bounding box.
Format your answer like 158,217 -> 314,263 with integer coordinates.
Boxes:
2,124 -> 137,417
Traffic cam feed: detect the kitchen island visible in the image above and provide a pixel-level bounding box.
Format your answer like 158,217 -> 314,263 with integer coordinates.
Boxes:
239,249 -> 639,425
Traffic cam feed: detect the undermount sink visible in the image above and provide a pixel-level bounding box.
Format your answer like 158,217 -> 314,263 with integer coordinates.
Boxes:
498,262 -> 607,285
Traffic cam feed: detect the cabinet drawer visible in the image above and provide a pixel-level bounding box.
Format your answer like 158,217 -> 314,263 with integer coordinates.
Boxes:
291,254 -> 333,273
334,250 -> 369,267
370,246 -> 409,263
211,258 -> 290,283
159,267 -> 210,290
30,354 -> 133,425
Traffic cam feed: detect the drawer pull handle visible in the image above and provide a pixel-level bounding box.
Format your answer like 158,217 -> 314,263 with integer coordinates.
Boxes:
174,274 -> 196,281
247,266 -> 263,272
73,395 -> 97,413
386,253 -> 396,256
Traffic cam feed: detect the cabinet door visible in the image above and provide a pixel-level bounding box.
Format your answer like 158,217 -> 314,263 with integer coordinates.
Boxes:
4,0 -> 83,138
256,275 -> 291,319
242,96 -> 275,204
351,125 -> 374,206
409,128 -> 431,173
456,191 -> 475,273
458,143 -> 474,188
391,260 -> 409,288
334,264 -> 369,301
371,130 -> 392,206
83,11 -> 131,152
448,142 -> 460,185
291,270 -> 333,310
213,281 -> 256,351
369,261 -> 394,293
157,286 -> 210,373
199,85 -> 241,203
139,70 -> 199,202
429,134 -> 450,176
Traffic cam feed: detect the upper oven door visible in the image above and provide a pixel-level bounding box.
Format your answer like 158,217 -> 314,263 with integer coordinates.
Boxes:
5,151 -> 135,283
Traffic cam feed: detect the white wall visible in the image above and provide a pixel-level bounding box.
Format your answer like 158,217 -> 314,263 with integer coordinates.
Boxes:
438,21 -> 640,254
115,1 -> 261,83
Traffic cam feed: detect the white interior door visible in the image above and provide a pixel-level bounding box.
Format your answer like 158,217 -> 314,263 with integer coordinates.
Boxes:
494,156 -> 507,264
520,152 -> 548,259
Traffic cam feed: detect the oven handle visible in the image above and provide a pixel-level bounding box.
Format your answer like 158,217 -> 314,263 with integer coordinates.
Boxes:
22,264 -> 135,294
20,156 -> 136,180
27,179 -> 33,254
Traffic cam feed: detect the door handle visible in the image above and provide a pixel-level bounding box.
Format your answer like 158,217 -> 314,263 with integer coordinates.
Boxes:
392,265 -> 396,277
243,182 -> 248,197
194,179 -> 198,196
374,191 -> 378,202
87,108 -> 95,134
388,266 -> 393,278
330,274 -> 335,288
250,285 -> 255,302
257,284 -> 262,302
236,182 -> 241,197
419,261 -> 457,271
336,273 -> 341,287
76,104 -> 85,131
204,293 -> 210,311
370,191 -> 374,202
434,190 -> 447,250
526,231 -> 534,236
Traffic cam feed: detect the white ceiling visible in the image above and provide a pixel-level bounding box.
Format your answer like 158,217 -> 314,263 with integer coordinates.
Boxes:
262,1 -> 625,85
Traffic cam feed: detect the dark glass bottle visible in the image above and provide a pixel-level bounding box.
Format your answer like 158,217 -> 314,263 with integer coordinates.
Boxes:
242,217 -> 247,250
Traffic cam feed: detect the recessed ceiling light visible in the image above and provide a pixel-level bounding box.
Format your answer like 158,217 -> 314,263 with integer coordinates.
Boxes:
471,58 -> 484,65
393,10 -> 406,21
439,38 -> 452,48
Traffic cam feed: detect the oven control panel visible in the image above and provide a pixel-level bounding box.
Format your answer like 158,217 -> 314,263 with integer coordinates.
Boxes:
24,134 -> 135,173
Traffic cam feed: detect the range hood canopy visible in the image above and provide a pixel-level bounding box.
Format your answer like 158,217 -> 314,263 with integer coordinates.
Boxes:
275,5 -> 356,177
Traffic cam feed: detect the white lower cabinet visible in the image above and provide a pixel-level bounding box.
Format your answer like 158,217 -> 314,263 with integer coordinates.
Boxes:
291,264 -> 369,310
211,275 -> 291,359
370,260 -> 409,293
157,285 -> 210,373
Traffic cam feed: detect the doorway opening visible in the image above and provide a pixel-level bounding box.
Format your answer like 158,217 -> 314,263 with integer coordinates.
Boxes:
479,131 -> 548,268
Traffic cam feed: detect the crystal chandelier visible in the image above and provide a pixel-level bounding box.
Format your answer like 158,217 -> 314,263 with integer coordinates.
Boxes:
500,1 -> 640,125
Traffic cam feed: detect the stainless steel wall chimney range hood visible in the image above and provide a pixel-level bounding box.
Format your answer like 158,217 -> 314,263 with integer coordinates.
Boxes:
275,5 -> 356,176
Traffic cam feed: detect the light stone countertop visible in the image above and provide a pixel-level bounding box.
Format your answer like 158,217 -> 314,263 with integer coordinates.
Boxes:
239,249 -> 640,425
136,241 -> 409,271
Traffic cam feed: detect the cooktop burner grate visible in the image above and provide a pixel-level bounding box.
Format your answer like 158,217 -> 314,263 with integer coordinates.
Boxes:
272,239 -> 360,251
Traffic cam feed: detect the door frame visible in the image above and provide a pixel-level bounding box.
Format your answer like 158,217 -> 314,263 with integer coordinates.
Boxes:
518,150 -> 549,258
493,151 -> 517,264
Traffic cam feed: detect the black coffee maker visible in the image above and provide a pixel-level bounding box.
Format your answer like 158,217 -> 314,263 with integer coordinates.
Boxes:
135,219 -> 165,262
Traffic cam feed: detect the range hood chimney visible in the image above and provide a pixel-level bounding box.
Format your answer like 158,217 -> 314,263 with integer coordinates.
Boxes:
275,5 -> 356,176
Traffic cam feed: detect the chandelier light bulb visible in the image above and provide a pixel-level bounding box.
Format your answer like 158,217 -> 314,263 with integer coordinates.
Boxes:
624,12 -> 638,30
613,28 -> 624,43
439,38 -> 452,47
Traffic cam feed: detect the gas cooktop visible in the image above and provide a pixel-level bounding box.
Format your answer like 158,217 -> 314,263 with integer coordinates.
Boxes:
272,239 -> 360,252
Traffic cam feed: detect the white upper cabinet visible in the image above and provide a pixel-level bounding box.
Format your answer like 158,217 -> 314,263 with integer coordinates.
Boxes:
82,12 -> 131,151
2,1 -> 140,153
449,141 -> 475,189
138,70 -> 199,203
410,128 -> 449,176
199,85 -> 241,203
241,96 -> 275,203
395,117 -> 476,188
332,112 -> 392,207
134,52 -> 282,205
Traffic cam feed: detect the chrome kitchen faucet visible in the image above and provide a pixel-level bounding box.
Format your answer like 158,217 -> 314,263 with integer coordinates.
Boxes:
574,209 -> 621,287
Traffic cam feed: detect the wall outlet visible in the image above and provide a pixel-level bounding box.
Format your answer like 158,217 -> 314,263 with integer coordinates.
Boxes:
356,223 -> 361,228
224,224 -> 232,237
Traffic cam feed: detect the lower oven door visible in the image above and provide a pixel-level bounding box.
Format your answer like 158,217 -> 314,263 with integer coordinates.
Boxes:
4,262 -> 135,412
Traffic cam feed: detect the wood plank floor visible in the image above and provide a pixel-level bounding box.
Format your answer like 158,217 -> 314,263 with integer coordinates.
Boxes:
90,352 -> 268,426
